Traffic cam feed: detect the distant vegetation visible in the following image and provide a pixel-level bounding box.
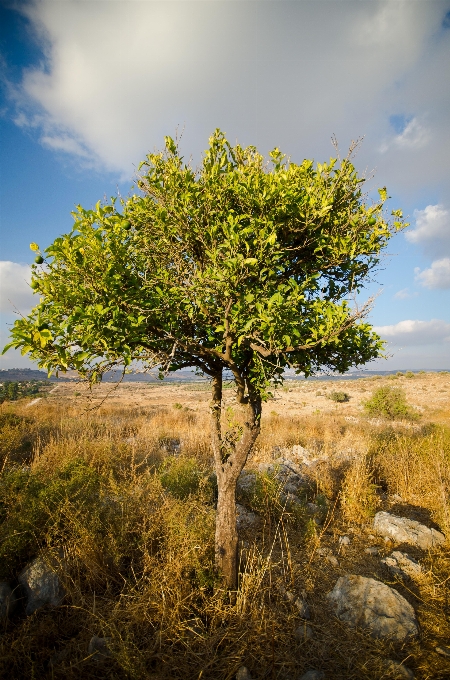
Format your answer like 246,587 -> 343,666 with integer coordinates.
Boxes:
0,380 -> 49,404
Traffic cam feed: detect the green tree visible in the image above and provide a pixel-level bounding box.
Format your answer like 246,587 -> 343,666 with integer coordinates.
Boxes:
3,130 -> 406,588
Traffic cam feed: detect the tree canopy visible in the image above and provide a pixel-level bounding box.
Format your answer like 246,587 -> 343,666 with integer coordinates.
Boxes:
4,130 -> 405,394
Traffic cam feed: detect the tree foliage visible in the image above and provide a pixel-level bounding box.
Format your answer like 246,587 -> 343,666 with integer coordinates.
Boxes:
4,130 -> 405,392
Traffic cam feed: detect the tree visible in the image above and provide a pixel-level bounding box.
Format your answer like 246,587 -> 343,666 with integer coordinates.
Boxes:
4,130 -> 406,589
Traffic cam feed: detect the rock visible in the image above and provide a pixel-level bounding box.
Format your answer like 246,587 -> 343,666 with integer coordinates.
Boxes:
236,504 -> 260,530
237,471 -> 257,494
326,555 -> 339,567
317,547 -> 331,557
18,556 -> 65,615
299,671 -> 324,680
339,535 -> 351,546
326,575 -> 418,641
295,623 -> 314,641
295,595 -> 311,620
381,551 -> 421,580
435,645 -> 450,658
88,636 -> 112,660
236,666 -> 252,680
258,459 -> 306,495
0,582 -> 17,620
365,547 -> 379,556
373,512 -> 445,550
382,659 -> 415,679
291,445 -> 321,466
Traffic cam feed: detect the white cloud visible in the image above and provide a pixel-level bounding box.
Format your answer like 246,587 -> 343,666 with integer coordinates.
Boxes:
5,0 -> 448,188
373,319 -> 450,346
415,258 -> 450,290
0,261 -> 36,314
394,288 -> 418,300
406,204 -> 450,257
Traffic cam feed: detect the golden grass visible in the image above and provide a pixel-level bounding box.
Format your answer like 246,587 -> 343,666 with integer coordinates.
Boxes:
0,375 -> 449,679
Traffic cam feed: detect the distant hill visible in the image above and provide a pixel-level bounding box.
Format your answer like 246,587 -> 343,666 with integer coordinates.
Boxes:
1,367 -> 448,384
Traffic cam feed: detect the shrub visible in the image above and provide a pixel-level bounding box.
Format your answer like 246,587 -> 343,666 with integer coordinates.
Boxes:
405,371 -> 415,378
363,385 -> 418,421
159,456 -> 205,499
340,456 -> 380,524
328,391 -> 349,403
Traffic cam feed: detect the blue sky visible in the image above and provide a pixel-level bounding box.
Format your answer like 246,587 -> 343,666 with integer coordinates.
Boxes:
1,0 -> 449,371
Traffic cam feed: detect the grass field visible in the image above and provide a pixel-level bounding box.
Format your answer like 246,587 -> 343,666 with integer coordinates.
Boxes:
0,372 -> 449,679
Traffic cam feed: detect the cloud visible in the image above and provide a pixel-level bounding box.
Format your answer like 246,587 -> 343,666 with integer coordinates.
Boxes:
0,261 -> 36,314
394,288 -> 418,300
406,204 -> 450,258
415,258 -> 450,289
373,319 -> 450,346
4,0 -> 449,192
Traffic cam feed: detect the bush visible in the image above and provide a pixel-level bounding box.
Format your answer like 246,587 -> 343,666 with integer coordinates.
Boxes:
159,456 -> 208,500
363,386 -> 418,421
405,371 -> 415,378
328,391 -> 349,403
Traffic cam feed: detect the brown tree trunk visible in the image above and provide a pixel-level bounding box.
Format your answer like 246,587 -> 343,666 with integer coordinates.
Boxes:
210,371 -> 261,590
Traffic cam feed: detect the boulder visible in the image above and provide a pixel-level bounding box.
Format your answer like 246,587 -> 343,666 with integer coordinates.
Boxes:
18,556 -> 65,615
381,551 -> 421,580
237,471 -> 257,494
327,575 -> 418,641
0,582 -> 17,620
373,512 -> 445,550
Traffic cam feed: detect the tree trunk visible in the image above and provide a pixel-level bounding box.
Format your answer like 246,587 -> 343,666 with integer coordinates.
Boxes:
210,371 -> 261,590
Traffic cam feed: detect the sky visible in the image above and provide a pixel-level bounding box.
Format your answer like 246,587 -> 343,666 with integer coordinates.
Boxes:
0,0 -> 449,372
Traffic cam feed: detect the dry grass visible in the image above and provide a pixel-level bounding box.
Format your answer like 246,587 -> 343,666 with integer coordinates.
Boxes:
0,373 -> 449,679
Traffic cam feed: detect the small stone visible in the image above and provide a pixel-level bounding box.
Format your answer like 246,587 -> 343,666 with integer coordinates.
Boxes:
367,534 -> 376,541
373,512 -> 445,550
382,659 -> 414,679
0,582 -> 17,620
18,556 -> 65,615
317,547 -> 331,557
327,575 -> 418,641
236,666 -> 252,680
381,551 -> 421,580
365,547 -> 379,556
295,596 -> 311,619
88,636 -> 112,660
326,554 -> 339,567
299,671 -> 324,680
435,645 -> 450,658
339,535 -> 351,546
295,623 -> 314,641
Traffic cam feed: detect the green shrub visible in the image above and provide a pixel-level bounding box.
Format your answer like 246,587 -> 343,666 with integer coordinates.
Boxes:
159,456 -> 205,499
405,371 -> 415,378
328,391 -> 349,403
363,386 -> 418,421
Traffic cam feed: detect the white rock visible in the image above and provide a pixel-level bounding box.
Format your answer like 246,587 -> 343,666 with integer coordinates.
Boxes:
326,555 -> 339,567
236,666 -> 252,680
299,671 -> 324,680
373,512 -> 445,550
327,575 -> 418,641
365,547 -> 379,556
339,535 -> 351,546
0,582 -> 17,620
18,556 -> 65,615
381,551 -> 422,580
435,645 -> 450,658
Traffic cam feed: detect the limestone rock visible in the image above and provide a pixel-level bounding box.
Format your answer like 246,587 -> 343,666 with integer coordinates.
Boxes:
365,547 -> 379,556
237,471 -> 257,494
0,582 -> 17,620
373,512 -> 445,550
236,504 -> 260,531
88,636 -> 112,660
381,551 -> 421,580
339,535 -> 351,547
19,556 -> 65,615
327,575 -> 418,641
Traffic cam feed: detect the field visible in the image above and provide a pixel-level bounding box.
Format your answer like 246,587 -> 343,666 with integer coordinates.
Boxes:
0,371 -> 449,679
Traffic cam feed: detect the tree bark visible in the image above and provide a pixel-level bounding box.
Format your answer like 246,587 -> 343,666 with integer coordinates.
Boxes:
210,371 -> 261,590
